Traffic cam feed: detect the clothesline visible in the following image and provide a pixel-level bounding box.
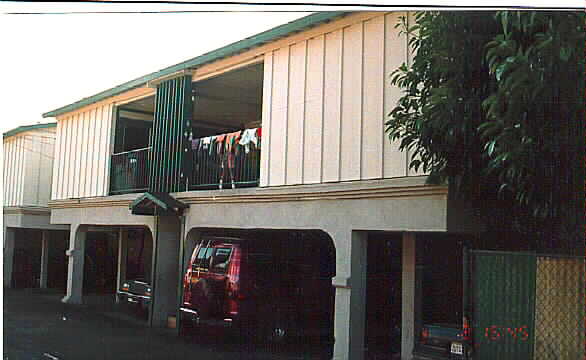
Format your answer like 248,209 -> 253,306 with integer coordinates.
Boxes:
190,127 -> 262,155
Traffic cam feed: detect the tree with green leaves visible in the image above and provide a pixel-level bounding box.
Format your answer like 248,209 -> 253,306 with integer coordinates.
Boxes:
386,11 -> 585,255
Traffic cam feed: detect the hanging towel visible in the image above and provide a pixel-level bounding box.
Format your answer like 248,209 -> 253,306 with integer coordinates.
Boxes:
225,131 -> 242,153
239,128 -> 258,154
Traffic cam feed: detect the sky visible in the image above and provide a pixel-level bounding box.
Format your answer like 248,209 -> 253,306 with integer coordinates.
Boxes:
0,1 -> 583,135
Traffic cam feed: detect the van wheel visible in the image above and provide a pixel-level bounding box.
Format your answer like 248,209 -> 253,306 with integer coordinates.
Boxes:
179,313 -> 200,338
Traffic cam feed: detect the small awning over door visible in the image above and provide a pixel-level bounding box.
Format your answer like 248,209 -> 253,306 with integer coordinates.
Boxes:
129,192 -> 188,216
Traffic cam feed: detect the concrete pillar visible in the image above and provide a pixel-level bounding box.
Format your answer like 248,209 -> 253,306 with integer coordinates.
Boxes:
401,232 -> 421,360
150,216 -> 181,328
116,228 -> 128,301
3,227 -> 16,288
62,225 -> 86,304
332,230 -> 367,360
39,230 -> 50,289
183,229 -> 201,274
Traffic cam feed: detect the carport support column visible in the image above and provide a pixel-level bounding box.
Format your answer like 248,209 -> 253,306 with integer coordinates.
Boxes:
333,231 -> 367,360
401,232 -> 421,360
116,229 -> 128,301
151,216 -> 181,328
62,225 -> 86,304
39,230 -> 50,289
3,228 -> 16,288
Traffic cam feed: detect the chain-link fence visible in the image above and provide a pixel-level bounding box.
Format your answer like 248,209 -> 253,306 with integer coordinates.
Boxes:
534,255 -> 585,360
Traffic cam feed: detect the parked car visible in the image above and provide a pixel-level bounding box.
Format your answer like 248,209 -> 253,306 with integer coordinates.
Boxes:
116,278 -> 151,317
179,236 -> 334,344
413,320 -> 472,360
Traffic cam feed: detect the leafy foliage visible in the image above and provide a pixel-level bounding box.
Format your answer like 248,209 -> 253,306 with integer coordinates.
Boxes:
386,12 -> 585,252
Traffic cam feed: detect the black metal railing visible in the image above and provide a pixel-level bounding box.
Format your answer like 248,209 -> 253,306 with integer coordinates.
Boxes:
110,147 -> 150,194
188,136 -> 260,190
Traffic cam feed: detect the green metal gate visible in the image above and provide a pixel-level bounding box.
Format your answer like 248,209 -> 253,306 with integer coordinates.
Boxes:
470,250 -> 584,360
149,75 -> 193,193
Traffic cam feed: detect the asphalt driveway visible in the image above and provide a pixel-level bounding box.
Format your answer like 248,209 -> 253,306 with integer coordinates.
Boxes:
3,288 -> 332,360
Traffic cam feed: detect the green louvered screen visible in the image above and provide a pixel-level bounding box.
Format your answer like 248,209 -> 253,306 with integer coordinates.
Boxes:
149,75 -> 193,193
471,251 -> 537,360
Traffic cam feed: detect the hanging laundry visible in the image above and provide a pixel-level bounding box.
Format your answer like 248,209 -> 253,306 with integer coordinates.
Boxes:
239,128 -> 258,154
215,134 -> 227,155
225,131 -> 242,153
191,138 -> 200,150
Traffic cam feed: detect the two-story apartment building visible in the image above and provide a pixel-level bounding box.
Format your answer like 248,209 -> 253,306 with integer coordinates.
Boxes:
3,123 -> 69,290
42,12 -> 478,360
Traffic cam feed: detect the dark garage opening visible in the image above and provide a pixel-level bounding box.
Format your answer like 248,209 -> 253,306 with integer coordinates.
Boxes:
182,228 -> 335,356
365,232 -> 402,359
83,231 -> 119,295
47,230 -> 69,292
11,229 -> 42,288
125,228 -> 153,285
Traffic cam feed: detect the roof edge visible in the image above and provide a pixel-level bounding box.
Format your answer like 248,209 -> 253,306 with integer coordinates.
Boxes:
3,122 -> 57,139
43,11 -> 348,119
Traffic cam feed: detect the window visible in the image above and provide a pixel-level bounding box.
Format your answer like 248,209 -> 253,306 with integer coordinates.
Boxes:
210,247 -> 232,273
193,247 -> 214,271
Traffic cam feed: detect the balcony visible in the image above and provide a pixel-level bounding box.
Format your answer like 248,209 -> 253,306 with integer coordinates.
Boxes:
109,130 -> 261,195
187,132 -> 260,190
110,148 -> 150,195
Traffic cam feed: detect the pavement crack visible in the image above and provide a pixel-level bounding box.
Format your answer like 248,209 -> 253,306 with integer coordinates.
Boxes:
43,353 -> 60,360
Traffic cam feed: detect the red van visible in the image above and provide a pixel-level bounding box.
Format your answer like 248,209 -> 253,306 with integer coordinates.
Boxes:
179,235 -> 334,343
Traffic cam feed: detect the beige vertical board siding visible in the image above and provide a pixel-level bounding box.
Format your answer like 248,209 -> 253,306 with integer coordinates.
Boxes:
22,134 -> 41,205
260,52 -> 274,187
16,136 -> 25,205
52,103 -> 113,200
62,117 -> 73,199
7,138 -> 15,205
3,139 -> 7,204
3,138 -> 15,205
51,121 -> 63,200
268,47 -> 290,186
14,137 -> 22,205
101,104 -> 114,196
286,41 -> 307,185
322,29 -> 343,183
383,12 -> 409,178
303,35 -> 325,184
93,106 -> 106,196
3,139 -> 11,204
86,108 -> 97,197
340,23 -> 363,181
361,16 -> 385,180
79,110 -> 91,196
69,113 -> 80,198
11,137 -> 19,205
38,132 -> 54,206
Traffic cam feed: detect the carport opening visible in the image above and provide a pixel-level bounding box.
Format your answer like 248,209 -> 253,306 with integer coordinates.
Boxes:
182,228 -> 335,352
124,228 -> 153,284
83,231 -> 119,295
47,230 -> 69,292
365,232 -> 402,358
11,229 -> 42,288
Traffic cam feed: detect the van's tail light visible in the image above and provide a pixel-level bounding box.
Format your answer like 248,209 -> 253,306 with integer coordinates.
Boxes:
421,328 -> 429,343
462,316 -> 471,341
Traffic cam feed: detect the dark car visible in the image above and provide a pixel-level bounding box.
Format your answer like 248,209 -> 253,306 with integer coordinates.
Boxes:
117,278 -> 151,317
179,236 -> 334,343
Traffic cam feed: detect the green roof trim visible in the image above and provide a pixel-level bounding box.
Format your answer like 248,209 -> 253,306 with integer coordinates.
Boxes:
3,122 -> 57,139
43,11 -> 347,118
130,191 -> 188,216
